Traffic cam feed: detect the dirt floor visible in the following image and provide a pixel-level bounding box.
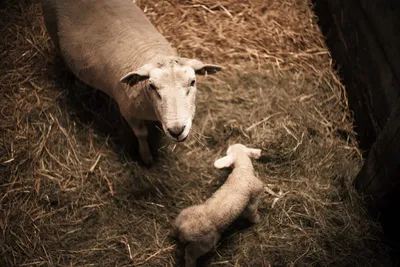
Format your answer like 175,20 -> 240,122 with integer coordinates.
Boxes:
0,0 -> 394,266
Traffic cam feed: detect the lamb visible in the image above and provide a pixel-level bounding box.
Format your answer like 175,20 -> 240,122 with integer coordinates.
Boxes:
173,144 -> 265,267
40,0 -> 222,165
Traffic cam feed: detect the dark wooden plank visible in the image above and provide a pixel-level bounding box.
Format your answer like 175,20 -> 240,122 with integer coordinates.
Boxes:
312,0 -> 400,152
354,99 -> 400,256
355,99 -> 400,199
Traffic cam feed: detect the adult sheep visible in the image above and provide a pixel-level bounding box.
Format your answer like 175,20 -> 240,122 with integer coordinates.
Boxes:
40,0 -> 222,165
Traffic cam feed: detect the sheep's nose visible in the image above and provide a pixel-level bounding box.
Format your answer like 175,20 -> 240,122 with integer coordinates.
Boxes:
168,125 -> 186,138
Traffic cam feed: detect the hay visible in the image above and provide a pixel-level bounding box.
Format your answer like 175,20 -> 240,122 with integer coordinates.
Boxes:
0,0 -> 393,266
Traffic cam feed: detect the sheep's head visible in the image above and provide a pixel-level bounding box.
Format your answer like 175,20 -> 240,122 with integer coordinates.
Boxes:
120,57 -> 222,142
214,144 -> 262,169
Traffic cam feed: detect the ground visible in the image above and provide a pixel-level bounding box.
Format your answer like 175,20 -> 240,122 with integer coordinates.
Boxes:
0,0 -> 393,266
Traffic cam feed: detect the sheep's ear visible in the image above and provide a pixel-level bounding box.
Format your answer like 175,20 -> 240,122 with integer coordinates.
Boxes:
184,59 -> 223,75
246,148 -> 262,159
120,64 -> 153,86
214,154 -> 234,169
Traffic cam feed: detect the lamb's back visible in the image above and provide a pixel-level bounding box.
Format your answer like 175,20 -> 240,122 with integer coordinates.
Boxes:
175,205 -> 218,243
204,173 -> 254,231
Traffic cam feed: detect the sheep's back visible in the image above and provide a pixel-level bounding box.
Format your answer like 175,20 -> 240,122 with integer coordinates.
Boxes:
44,0 -> 177,95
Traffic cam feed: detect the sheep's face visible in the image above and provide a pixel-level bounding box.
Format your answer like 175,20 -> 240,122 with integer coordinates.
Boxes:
121,57 -> 222,142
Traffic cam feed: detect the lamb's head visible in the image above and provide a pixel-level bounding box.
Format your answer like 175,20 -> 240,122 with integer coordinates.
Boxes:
120,57 -> 222,142
214,143 -> 262,169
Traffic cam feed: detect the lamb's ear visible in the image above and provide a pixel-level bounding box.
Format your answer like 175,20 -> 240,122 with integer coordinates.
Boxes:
120,64 -> 153,86
184,59 -> 223,75
214,154 -> 234,169
245,148 -> 262,159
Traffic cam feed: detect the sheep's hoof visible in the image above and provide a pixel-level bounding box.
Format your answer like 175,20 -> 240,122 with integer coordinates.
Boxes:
250,214 -> 261,223
141,155 -> 154,167
139,146 -> 154,167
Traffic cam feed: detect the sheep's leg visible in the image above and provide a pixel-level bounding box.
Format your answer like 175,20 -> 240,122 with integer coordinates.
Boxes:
242,196 -> 261,223
128,118 -> 153,165
184,242 -> 213,267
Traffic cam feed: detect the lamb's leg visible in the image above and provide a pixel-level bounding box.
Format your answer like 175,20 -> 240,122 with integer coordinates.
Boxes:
128,118 -> 153,165
242,196 -> 261,223
184,241 -> 213,267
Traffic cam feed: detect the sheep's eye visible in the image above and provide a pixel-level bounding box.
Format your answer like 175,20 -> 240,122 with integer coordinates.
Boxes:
149,83 -> 157,90
190,80 -> 196,87
148,83 -> 161,99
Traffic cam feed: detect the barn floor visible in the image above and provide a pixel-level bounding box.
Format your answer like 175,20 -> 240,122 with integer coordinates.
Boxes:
0,0 -> 394,266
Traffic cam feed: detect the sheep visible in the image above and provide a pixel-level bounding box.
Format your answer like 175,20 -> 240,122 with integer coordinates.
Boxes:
173,144 -> 265,267
40,0 -> 222,165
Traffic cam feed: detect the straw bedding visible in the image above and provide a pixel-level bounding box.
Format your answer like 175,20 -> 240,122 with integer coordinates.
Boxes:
0,0 -> 393,266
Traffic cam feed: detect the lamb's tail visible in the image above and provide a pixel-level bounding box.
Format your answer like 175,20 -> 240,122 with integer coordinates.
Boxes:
169,224 -> 179,239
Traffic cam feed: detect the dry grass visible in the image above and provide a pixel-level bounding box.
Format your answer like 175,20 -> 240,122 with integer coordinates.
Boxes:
0,0 -> 393,266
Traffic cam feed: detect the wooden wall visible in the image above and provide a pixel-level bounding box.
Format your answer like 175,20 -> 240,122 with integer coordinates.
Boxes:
313,0 -> 400,151
312,0 -> 400,259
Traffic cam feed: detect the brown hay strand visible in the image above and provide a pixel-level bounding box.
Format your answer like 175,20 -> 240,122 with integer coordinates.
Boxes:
0,0 -> 393,266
